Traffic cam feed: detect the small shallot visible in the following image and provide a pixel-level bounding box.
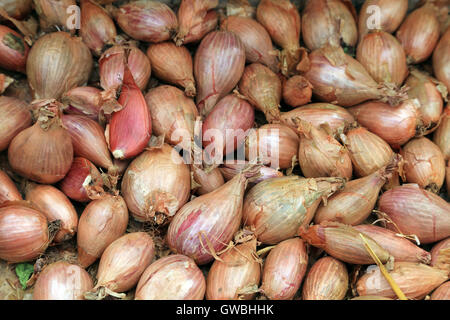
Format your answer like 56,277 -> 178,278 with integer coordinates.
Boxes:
432,28 -> 450,92
61,87 -> 103,121
282,75 -> 313,108
191,165 -> 225,196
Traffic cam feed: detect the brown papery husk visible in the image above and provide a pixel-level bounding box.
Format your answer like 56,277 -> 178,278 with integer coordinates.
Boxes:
206,239 -> 260,300
400,137 -> 446,192
8,105 -> 74,184
342,125 -> 394,177
348,99 -> 421,148
87,232 -> 155,299
354,224 -> 431,264
407,70 -> 446,132
77,194 -> 129,268
166,170 -> 254,265
356,262 -> 448,299
378,184 -> 450,244
219,161 -> 283,188
243,176 -> 346,245
26,32 -> 92,100
295,118 -> 352,179
282,75 -> 313,108
121,144 -> 191,224
0,0 -> 32,21
434,104 -> 450,160
260,238 -> 308,300
80,0 -> 117,57
61,86 -> 104,121
194,31 -> 246,117
430,238 -> 450,272
0,95 -> 32,152
33,0 -> 76,31
0,169 -> 21,205
221,15 -> 279,73
301,0 -> 358,51
358,0 -> 408,40
300,45 -> 404,107
146,42 -> 196,97
430,281 -> 450,300
182,10 -> 218,45
280,103 -> 355,134
25,182 -> 78,243
0,73 -> 13,94
314,155 -> 400,225
299,221 -> 391,265
33,261 -> 94,300
256,0 -> 301,76
432,28 -> 450,93
135,254 -> 206,300
174,0 -> 218,47
396,4 -> 441,64
356,31 -> 408,87
245,123 -> 299,170
192,165 -> 225,196
226,0 -> 255,18
302,256 -> 349,300
145,85 -> 198,152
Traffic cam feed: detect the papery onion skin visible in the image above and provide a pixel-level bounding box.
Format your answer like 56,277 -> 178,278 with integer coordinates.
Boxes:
239,63 -> 282,122
406,70 -> 444,130
26,32 -> 92,100
431,281 -> 450,300
226,0 -> 255,19
167,172 -> 248,265
260,238 -> 308,300
135,254 -> 206,300
80,0 -> 117,57
0,170 -> 21,205
299,222 -> 391,265
121,144 -> 191,223
206,240 -> 260,300
194,31 -> 246,116
356,262 -> 448,299
349,100 -> 420,148
243,176 -> 345,244
343,126 -> 394,177
400,137 -> 446,192
447,164 -> 450,198
33,0 -> 76,30
61,87 -> 103,120
219,161 -> 283,186
202,94 -> 254,156
145,85 -> 198,151
94,232 -> 155,294
0,25 -> 29,73
430,237 -> 450,270
109,65 -> 152,160
62,114 -> 113,170
192,166 -> 225,196
146,42 -> 196,97
356,31 -> 408,87
0,73 -> 13,94
354,224 -> 431,264
0,204 -> 49,263
314,159 -> 397,225
33,261 -> 94,300
77,194 -> 129,268
396,5 -> 440,64
300,45 -> 382,107
116,1 -> 178,43
175,0 -> 218,46
0,0 -> 32,20
8,110 -> 74,184
296,119 -> 352,179
59,157 -> 103,203
358,0 -> 408,40
434,105 -> 450,160
221,15 -> 279,73
302,0 -> 357,51
282,75 -> 313,108
280,103 -> 355,134
99,45 -> 151,93
432,28 -> 450,92
350,296 -> 394,300
302,256 -> 348,300
182,10 -> 217,45
25,183 -> 78,243
0,96 -> 32,152
3,78 -> 33,103
378,184 -> 450,244
245,123 -> 299,170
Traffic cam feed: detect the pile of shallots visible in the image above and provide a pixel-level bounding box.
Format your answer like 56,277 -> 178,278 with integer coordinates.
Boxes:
0,0 -> 449,301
